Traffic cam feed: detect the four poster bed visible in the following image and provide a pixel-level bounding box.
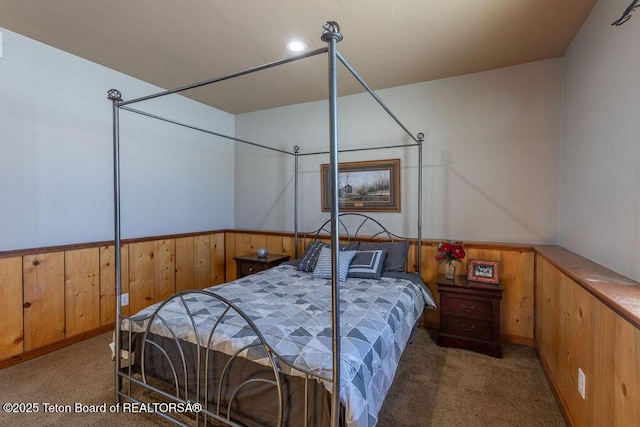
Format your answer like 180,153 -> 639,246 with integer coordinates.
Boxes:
109,22 -> 430,427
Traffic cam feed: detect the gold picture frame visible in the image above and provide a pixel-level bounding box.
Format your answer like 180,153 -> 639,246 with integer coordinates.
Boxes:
320,159 -> 400,212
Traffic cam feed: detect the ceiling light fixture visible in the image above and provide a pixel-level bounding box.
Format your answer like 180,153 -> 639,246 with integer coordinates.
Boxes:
286,40 -> 307,53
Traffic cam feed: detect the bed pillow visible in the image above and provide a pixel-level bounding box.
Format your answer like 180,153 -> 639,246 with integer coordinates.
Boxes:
347,250 -> 388,279
297,241 -> 359,272
312,247 -> 357,282
297,241 -> 326,272
358,240 -> 409,273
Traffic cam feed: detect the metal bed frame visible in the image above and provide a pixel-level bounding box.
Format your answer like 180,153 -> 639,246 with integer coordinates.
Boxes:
108,21 -> 424,427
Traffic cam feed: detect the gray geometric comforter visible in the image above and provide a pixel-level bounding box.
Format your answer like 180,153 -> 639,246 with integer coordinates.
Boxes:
124,264 -> 436,427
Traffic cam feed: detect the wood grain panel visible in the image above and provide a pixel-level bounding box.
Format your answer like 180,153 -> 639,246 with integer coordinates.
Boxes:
266,235 -> 284,259
225,233 -> 237,281
119,244 -> 130,317
210,233 -> 225,286
65,248 -> 100,336
23,252 -> 65,350
153,239 -> 175,301
99,244 -> 130,324
420,245 -> 439,328
175,236 -> 194,292
128,241 -> 154,314
235,233 -> 252,257
500,250 -> 534,343
563,276 -> 592,427
405,242 -> 414,273
0,257 -> 24,359
614,316 -> 639,426
249,234 -> 267,256
282,236 -> 295,259
591,298 -> 616,425
99,245 -> 116,325
535,257 -> 560,377
193,235 -> 210,289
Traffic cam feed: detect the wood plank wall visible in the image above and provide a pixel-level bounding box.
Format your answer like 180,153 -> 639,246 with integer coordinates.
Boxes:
1,230 -> 537,367
536,256 -> 640,426
0,232 -> 225,367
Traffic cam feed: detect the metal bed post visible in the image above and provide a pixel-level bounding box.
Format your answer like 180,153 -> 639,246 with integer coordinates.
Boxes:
107,88 -> 123,403
294,145 -> 300,258
321,21 -> 343,427
417,133 -> 424,275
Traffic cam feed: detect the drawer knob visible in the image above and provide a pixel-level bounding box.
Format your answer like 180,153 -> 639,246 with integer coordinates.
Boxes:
248,267 -> 254,272
461,303 -> 476,312
460,323 -> 475,332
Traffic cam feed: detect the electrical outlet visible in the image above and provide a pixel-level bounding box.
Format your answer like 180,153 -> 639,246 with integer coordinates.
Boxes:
578,368 -> 586,399
120,293 -> 129,307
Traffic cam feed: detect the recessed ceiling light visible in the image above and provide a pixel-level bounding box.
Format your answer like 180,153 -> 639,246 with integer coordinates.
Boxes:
286,40 -> 307,53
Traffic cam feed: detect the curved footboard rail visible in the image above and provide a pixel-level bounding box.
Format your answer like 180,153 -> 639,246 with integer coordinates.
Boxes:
118,290 -> 331,427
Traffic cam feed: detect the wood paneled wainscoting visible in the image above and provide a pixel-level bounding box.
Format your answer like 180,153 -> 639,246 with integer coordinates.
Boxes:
0,231 -> 226,368
1,230 -> 537,368
535,246 -> 640,427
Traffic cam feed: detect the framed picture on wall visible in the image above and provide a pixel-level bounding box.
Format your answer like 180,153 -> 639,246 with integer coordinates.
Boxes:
467,259 -> 500,284
320,158 -> 400,212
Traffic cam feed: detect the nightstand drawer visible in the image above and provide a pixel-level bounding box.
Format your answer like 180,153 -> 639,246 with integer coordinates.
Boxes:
444,296 -> 493,320
234,253 -> 291,279
239,262 -> 266,277
445,315 -> 493,340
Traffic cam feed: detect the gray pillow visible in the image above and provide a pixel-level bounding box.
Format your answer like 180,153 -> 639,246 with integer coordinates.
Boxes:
296,241 -> 359,272
347,250 -> 388,279
358,241 -> 409,272
312,247 -> 357,282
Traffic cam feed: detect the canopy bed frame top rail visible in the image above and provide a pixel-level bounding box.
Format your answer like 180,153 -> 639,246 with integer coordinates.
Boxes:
108,21 -> 424,427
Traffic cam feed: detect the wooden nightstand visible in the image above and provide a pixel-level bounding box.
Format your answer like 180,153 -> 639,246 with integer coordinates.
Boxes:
233,253 -> 290,279
436,274 -> 504,358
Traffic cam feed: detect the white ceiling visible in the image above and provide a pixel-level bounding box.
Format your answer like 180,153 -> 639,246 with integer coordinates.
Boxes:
0,0 -> 597,114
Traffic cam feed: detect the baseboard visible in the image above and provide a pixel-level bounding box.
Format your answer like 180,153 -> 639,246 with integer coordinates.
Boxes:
501,333 -> 534,347
534,343 -> 575,427
0,324 -> 114,370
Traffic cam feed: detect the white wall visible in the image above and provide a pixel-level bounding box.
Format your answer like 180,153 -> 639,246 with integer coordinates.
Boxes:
560,0 -> 640,281
0,28 -> 235,251
235,59 -> 562,244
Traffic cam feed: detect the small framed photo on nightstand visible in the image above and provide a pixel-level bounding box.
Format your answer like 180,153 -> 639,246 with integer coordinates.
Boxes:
467,259 -> 500,284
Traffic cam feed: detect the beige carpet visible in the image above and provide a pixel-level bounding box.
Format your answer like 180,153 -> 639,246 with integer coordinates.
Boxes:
0,328 -> 565,426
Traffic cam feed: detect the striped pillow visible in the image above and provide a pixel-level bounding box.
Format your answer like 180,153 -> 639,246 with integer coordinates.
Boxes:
312,247 -> 357,282
297,241 -> 326,272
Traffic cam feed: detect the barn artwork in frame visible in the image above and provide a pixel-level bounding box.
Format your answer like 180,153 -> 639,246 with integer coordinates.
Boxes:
321,159 -> 400,212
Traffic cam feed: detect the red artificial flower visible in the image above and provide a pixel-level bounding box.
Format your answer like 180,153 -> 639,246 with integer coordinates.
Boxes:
438,241 -> 451,253
450,244 -> 465,260
434,240 -> 465,263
